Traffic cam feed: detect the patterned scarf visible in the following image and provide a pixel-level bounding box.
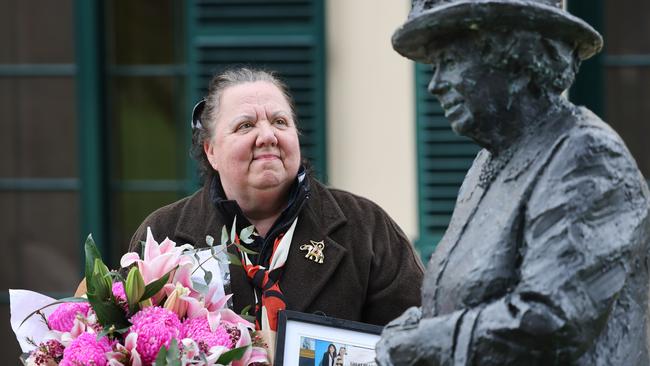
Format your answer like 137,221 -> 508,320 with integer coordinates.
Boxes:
238,217 -> 298,331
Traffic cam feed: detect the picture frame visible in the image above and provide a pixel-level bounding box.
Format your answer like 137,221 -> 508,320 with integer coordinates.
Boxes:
275,310 -> 383,366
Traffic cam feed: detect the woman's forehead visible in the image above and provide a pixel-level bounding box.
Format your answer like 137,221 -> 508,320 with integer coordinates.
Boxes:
221,81 -> 290,109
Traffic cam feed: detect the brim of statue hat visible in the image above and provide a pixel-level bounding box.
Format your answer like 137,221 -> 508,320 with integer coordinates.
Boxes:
392,0 -> 603,63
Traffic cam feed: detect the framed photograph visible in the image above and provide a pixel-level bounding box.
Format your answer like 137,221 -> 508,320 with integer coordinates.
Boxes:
275,310 -> 383,366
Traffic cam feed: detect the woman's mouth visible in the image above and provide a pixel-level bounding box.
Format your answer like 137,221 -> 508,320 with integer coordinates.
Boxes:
253,154 -> 280,161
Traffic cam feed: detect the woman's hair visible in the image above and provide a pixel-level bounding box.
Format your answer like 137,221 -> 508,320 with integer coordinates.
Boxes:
190,67 -> 297,182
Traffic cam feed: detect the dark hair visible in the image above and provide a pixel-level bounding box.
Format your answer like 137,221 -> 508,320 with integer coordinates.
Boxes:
190,67 -> 297,183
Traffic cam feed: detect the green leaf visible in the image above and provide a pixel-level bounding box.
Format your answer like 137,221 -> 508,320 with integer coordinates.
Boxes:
84,234 -> 103,294
216,345 -> 249,365
203,270 -> 213,285
19,297 -> 88,328
140,267 -> 175,301
96,325 -> 128,340
205,235 -> 214,246
240,225 -> 255,241
86,295 -> 129,329
92,259 -> 112,300
221,226 -> 229,246
234,243 -> 258,255
240,304 -> 252,316
154,345 -> 168,365
125,267 -> 145,302
125,267 -> 145,313
227,252 -> 243,267
241,236 -> 254,244
191,280 -> 209,294
165,338 -> 182,366
107,271 -> 125,282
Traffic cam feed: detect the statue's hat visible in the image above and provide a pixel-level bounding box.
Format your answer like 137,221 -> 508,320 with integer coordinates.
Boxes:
392,0 -> 603,63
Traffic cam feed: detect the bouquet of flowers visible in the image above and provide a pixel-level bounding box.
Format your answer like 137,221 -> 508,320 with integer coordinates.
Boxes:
11,223 -> 269,366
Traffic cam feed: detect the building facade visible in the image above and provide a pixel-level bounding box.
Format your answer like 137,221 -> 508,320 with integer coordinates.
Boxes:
1,0 -> 648,358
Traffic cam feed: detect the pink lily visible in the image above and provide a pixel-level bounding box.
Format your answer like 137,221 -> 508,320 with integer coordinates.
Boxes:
106,332 -> 142,366
120,227 -> 194,302
232,323 -> 270,366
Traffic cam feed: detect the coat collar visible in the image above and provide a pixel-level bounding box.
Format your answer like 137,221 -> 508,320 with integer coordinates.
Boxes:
169,175 -> 349,313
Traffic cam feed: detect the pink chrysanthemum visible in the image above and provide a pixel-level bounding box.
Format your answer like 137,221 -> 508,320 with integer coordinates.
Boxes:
59,332 -> 111,366
128,306 -> 181,364
180,316 -> 232,350
112,281 -> 126,300
47,302 -> 91,332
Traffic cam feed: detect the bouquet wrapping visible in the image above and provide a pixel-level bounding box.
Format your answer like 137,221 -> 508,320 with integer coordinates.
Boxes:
10,224 -> 269,366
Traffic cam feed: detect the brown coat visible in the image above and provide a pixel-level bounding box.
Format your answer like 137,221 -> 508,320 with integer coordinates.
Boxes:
128,177 -> 424,326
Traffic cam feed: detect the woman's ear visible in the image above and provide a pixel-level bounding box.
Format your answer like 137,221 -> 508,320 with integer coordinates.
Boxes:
204,141 -> 218,170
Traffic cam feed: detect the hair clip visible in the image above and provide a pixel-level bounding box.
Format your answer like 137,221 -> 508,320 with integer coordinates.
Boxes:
191,99 -> 206,130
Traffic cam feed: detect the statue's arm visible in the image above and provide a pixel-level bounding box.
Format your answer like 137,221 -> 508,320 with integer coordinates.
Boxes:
377,128 -> 649,365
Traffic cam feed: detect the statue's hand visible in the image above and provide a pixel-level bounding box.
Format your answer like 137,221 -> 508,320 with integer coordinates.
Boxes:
376,307 -> 436,366
384,306 -> 422,331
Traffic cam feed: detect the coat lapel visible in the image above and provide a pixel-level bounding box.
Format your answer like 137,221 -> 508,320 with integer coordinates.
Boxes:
281,181 -> 348,312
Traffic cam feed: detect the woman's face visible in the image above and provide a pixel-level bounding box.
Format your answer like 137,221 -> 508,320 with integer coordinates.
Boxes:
328,345 -> 336,353
204,81 -> 301,198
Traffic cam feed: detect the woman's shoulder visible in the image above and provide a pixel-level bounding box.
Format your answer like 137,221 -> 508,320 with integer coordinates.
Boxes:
129,187 -> 209,249
308,177 -> 399,228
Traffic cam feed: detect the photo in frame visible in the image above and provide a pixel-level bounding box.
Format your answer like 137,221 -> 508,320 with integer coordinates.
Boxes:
275,310 -> 383,366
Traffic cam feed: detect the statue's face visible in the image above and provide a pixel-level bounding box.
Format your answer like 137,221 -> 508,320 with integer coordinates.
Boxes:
427,37 -> 517,138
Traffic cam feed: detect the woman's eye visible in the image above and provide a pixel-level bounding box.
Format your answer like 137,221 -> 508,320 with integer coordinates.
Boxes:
236,122 -> 253,131
274,118 -> 288,126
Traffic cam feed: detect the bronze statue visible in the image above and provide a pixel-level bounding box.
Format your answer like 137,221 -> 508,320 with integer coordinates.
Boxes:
376,0 -> 650,365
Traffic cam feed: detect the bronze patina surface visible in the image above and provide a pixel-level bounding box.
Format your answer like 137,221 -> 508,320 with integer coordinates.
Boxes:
377,1 -> 650,365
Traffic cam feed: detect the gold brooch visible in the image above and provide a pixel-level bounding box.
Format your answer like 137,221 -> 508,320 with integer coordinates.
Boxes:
299,240 -> 325,264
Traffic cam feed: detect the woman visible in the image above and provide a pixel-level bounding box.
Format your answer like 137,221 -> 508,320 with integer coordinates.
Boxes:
320,344 -> 337,366
128,68 -> 423,332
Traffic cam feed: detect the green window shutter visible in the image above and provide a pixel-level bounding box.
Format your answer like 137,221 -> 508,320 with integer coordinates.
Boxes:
415,64 -> 480,259
186,0 -> 327,184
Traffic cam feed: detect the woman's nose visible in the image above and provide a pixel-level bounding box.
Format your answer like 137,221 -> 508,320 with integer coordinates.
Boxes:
256,122 -> 278,147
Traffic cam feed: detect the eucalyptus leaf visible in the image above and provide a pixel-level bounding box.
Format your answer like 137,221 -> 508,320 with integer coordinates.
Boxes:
234,243 -> 258,255
221,226 -> 229,246
191,280 -> 209,294
240,225 -> 255,241
203,270 -> 213,285
206,235 -> 214,246
154,345 -> 168,365
241,236 -> 254,244
165,338 -> 182,366
216,345 -> 249,365
230,216 -> 237,243
19,297 -> 88,328
227,252 -> 243,267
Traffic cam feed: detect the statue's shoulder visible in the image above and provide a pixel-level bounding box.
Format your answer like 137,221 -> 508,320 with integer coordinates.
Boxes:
563,106 -> 631,157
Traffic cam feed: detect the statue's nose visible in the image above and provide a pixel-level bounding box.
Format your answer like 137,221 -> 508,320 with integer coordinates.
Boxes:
428,75 -> 451,95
